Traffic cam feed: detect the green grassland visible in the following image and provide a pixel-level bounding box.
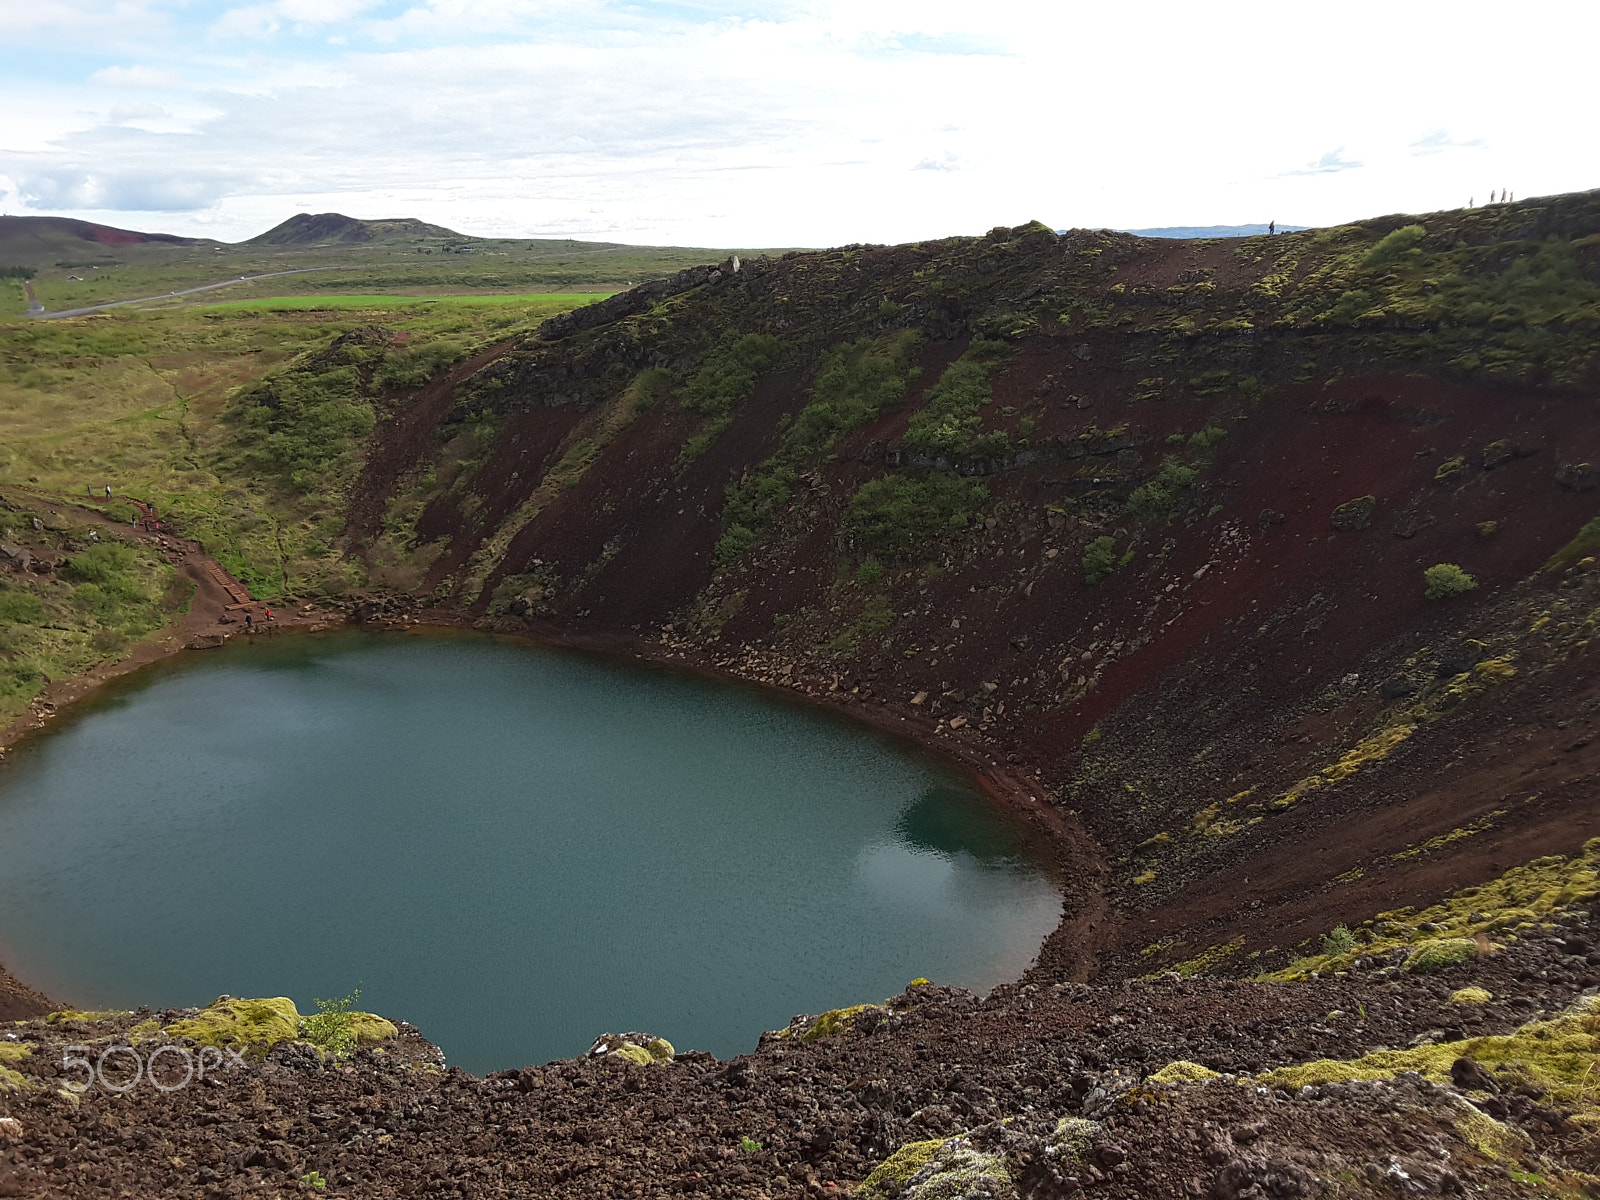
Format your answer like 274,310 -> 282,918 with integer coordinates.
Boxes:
0,293 -> 596,603
0,514 -> 187,725
5,228 -> 781,317
199,292 -> 609,313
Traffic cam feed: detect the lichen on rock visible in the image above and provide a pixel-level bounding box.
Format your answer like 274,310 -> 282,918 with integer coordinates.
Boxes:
858,1132 -> 1009,1200
586,1031 -> 675,1065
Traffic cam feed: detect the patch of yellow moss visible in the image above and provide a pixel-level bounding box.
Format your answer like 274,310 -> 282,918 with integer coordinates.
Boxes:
1404,938 -> 1479,973
0,1042 -> 32,1091
1259,995 -> 1600,1118
1392,811 -> 1503,860
45,1010 -> 127,1024
1454,1103 -> 1532,1160
1262,837 -> 1600,981
347,1013 -> 399,1046
857,1139 -> 943,1198
1132,869 -> 1157,885
162,997 -> 300,1057
802,1004 -> 884,1041
1166,937 -> 1244,979
1148,1060 -> 1220,1084
1451,987 -> 1494,1005
1273,657 -> 1517,810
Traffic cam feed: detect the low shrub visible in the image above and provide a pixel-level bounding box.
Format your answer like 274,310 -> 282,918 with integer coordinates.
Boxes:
1424,563 -> 1478,600
847,473 -> 988,559
0,587 -> 43,625
1364,224 -> 1427,267
682,332 -> 783,416
902,337 -> 1012,458
1082,536 -> 1121,584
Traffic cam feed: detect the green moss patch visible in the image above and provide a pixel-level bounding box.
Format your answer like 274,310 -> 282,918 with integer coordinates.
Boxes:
1147,1060 -> 1221,1084
857,1133 -> 1009,1200
801,1004 -> 884,1042
1404,938 -> 1479,974
1264,837 -> 1600,981
1259,996 -> 1600,1119
44,1009 -> 128,1024
162,996 -> 300,1057
0,1041 -> 32,1091
857,1139 -> 942,1198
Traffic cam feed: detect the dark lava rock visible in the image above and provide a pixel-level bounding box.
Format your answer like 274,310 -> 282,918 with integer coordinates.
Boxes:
1329,495 -> 1376,532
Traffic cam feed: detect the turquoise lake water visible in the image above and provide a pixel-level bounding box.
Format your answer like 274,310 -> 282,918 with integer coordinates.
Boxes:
0,630 -> 1061,1073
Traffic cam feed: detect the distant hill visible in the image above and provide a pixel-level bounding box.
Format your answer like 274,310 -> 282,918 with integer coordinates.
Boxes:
0,215 -> 200,265
246,213 -> 464,246
1118,223 -> 1308,239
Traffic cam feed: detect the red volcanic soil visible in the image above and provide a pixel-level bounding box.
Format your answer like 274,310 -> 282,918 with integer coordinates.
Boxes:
0,215 -> 197,252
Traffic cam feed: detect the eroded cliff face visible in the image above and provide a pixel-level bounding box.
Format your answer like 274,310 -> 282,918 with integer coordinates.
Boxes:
320,193 -> 1600,976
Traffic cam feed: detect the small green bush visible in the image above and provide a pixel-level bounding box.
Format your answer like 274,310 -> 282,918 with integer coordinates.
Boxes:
1321,924 -> 1356,956
783,331 -> 920,459
1423,563 -> 1478,600
1364,223 -> 1427,267
902,337 -> 1012,457
1082,536 -> 1120,584
0,588 -> 44,625
847,473 -> 988,559
713,523 -> 759,567
855,558 -> 885,587
1126,459 -> 1198,520
682,332 -> 783,416
299,986 -> 363,1056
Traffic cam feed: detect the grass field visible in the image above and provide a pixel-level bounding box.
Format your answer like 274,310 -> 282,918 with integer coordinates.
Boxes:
0,291 -> 596,601
200,292 -> 612,312
10,234 -> 772,314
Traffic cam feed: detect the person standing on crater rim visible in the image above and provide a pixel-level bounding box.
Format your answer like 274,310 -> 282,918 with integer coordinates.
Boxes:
1269,219 -> 1275,235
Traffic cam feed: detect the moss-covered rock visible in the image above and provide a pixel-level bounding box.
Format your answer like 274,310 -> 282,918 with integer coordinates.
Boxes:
801,1004 -> 884,1041
586,1031 -> 675,1065
858,1133 -> 1009,1200
1147,1060 -> 1221,1084
1450,987 -> 1494,1004
1263,837 -> 1600,981
1259,995 -> 1600,1117
1403,938 -> 1479,974
44,1010 -> 128,1024
0,1042 -> 32,1091
347,1013 -> 400,1046
1453,1102 -> 1532,1160
858,1139 -> 943,1198
1046,1117 -> 1101,1159
162,997 -> 300,1057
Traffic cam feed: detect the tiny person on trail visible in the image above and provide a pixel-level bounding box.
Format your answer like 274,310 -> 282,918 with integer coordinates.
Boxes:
1268,220 -> 1275,236
245,611 -> 253,634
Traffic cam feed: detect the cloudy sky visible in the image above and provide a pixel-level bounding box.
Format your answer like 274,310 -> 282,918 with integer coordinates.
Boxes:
2,0 -> 1595,248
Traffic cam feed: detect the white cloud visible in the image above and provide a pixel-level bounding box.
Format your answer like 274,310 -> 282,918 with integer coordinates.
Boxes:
90,64 -> 185,88
1282,148 -> 1363,177
1410,129 -> 1487,156
2,0 -> 1598,244
15,166 -> 244,211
